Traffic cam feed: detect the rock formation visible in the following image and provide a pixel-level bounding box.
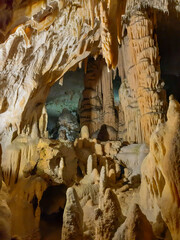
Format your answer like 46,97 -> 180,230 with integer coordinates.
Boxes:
113,203 -> 155,240
140,96 -> 180,240
61,187 -> 83,240
0,0 -> 179,240
0,182 -> 11,240
80,56 -> 117,139
95,188 -> 124,240
118,10 -> 167,143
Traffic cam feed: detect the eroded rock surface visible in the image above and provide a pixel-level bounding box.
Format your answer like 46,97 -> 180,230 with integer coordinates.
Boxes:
140,97 -> 180,240
61,187 -> 83,240
113,203 -> 155,240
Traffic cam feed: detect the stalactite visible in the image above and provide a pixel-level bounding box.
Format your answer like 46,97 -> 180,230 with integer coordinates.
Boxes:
100,0 -> 118,70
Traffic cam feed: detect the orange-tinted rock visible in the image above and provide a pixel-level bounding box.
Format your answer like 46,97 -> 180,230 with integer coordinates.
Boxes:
140,97 -> 180,240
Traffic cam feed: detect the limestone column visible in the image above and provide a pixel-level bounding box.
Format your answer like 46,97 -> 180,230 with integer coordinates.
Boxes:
120,11 -> 167,144
80,56 -> 117,137
80,57 -> 103,135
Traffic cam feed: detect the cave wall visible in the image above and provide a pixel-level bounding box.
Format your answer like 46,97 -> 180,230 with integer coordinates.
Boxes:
140,97 -> 180,240
0,0 -> 102,149
0,1 -> 180,240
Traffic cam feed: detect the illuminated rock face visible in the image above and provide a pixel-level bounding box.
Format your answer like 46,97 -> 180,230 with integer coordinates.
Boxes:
0,0 -> 102,149
118,11 -> 167,144
0,1 -> 180,240
140,97 -> 180,240
0,0 -> 179,146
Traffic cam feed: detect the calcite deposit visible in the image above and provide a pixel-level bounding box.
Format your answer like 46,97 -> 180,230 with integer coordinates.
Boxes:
0,0 -> 179,240
140,96 -> 180,240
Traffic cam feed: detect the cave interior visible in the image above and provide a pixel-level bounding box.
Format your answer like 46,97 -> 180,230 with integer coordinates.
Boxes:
0,1 -> 180,240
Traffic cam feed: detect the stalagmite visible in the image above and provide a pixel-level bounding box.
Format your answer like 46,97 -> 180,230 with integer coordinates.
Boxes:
58,157 -> 65,179
61,187 -> 83,240
87,155 -> 93,175
109,168 -> 116,184
38,106 -> 48,138
95,188 -> 124,240
80,125 -> 90,139
113,204 -> 155,240
99,166 -> 106,195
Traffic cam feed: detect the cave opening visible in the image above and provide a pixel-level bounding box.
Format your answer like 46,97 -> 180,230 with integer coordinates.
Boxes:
156,5 -> 180,102
45,56 -> 121,142
45,68 -> 84,141
39,184 -> 67,240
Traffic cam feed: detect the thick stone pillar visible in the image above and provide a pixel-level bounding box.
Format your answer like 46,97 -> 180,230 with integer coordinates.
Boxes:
119,11 -> 167,144
80,56 -> 117,139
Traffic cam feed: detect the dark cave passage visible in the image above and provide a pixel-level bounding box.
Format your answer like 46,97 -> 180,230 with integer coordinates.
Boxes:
39,184 -> 67,240
113,70 -> 121,106
156,6 -> 180,102
45,57 -> 121,142
45,68 -> 84,141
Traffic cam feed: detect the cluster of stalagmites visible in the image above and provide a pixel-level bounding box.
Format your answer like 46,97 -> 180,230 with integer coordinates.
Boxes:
0,98 -> 179,240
